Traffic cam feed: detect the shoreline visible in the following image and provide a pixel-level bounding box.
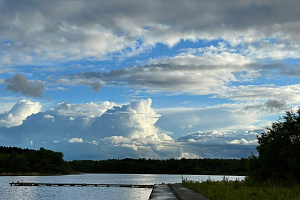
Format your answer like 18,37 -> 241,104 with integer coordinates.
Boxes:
0,172 -> 80,176
1,172 -> 246,177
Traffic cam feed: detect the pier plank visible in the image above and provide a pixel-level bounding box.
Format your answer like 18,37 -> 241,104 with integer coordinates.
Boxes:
9,182 -> 153,188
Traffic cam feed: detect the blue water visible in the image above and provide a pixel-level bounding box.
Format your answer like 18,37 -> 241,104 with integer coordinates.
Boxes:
0,174 -> 244,200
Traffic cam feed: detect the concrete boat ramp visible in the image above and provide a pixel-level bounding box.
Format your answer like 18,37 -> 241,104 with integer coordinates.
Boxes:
149,183 -> 210,200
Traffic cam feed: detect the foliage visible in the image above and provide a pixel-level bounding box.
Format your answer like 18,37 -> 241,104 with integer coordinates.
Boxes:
68,158 -> 247,175
182,179 -> 300,200
0,146 -> 73,175
247,110 -> 300,184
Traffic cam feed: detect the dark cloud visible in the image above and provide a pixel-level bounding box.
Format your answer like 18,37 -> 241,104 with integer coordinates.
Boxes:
281,67 -> 300,76
244,99 -> 286,113
80,80 -> 102,92
259,63 -> 300,77
5,73 -> 44,97
265,99 -> 286,110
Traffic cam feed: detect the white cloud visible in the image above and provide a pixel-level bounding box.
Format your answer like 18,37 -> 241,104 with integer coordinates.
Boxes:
95,99 -> 179,158
0,100 -> 41,127
68,138 -> 84,143
44,115 -> 55,122
218,84 -> 300,105
227,138 -> 257,145
152,48 -> 252,67
54,101 -> 116,118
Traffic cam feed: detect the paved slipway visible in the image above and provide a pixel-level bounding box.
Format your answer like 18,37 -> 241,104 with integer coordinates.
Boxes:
149,183 -> 210,200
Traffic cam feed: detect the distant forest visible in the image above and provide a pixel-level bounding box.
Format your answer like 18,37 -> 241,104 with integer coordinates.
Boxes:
68,158 -> 247,175
0,146 -> 73,175
0,146 -> 247,175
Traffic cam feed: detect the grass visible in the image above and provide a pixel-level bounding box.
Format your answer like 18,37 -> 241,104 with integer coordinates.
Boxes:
182,177 -> 300,200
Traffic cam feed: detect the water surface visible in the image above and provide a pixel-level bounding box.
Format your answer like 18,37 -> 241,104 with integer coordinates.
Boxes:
0,174 -> 244,200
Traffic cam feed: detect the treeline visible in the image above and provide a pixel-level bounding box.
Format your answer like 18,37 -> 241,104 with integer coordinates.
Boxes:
0,146 -> 247,175
0,146 -> 73,175
247,110 -> 300,185
68,158 -> 247,175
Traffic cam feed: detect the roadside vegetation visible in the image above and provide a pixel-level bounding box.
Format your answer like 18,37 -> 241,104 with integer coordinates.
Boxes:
182,109 -> 300,200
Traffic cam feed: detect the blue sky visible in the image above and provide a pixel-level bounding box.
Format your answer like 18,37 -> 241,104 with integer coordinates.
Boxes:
1,0 -> 300,160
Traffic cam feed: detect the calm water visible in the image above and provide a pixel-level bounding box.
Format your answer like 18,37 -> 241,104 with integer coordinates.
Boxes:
0,174 -> 244,200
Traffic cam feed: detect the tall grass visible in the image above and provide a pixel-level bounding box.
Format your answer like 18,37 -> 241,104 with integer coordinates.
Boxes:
182,177 -> 300,200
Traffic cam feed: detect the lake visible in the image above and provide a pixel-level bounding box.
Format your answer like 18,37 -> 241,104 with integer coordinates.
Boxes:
0,174 -> 245,200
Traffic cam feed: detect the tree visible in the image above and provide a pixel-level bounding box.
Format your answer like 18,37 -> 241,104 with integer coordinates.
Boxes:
248,110 -> 300,184
9,154 -> 29,173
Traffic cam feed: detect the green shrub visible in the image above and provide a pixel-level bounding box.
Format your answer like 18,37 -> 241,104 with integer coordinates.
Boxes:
182,179 -> 300,200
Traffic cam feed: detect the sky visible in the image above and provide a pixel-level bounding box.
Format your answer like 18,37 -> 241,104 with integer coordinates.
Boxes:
0,0 -> 300,160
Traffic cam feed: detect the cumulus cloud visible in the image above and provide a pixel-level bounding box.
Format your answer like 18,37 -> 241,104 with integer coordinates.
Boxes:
92,98 -> 179,158
0,100 -> 41,127
0,98 -> 263,159
5,73 -> 44,97
0,99 -> 180,159
54,101 -> 116,118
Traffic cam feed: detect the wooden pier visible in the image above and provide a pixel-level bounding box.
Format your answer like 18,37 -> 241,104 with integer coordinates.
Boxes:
9,182 -> 153,188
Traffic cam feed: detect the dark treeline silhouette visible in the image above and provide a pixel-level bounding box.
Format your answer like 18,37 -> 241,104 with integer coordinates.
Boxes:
68,158 -> 247,175
0,146 -> 73,175
247,110 -> 300,185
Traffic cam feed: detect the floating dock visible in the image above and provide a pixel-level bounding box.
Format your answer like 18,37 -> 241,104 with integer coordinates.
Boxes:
9,182 -> 153,188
